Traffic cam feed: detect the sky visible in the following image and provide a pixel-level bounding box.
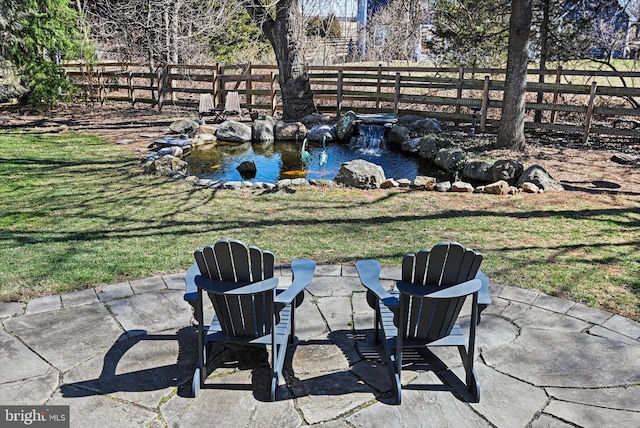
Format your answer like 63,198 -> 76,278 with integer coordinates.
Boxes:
302,0 -> 358,18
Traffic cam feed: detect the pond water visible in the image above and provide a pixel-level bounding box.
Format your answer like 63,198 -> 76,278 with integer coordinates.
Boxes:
186,126 -> 439,184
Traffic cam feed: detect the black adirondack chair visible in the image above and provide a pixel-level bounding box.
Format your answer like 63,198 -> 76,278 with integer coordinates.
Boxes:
184,239 -> 316,400
355,242 -> 490,404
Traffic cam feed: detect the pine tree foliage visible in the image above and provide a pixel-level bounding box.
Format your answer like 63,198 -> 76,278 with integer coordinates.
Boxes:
429,0 -> 510,67
2,0 -> 93,106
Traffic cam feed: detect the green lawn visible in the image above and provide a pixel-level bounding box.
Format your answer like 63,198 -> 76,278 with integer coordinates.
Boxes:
1,130 -> 638,320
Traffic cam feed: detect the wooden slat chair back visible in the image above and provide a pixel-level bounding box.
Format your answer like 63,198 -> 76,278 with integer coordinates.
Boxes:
198,93 -> 214,116
224,91 -> 241,116
198,93 -> 224,122
355,241 -> 487,404
401,242 -> 483,286
186,238 -> 316,400
194,240 -> 275,338
398,243 -> 482,343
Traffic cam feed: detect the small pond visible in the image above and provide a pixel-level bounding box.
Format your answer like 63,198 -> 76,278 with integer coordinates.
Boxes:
186,128 -> 441,184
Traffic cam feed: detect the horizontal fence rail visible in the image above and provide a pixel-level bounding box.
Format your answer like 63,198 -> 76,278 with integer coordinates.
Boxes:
62,62 -> 640,143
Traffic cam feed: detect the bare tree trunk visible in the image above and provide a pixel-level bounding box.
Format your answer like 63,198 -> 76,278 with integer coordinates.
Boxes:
497,0 -> 532,151
242,0 -> 315,120
534,0 -> 550,123
164,4 -> 170,63
171,0 -> 181,63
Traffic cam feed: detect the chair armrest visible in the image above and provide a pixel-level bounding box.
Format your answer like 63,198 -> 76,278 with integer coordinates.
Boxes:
194,276 -> 278,294
274,258 -> 316,305
355,260 -> 399,306
475,269 -> 492,306
397,278 -> 482,299
183,263 -> 201,303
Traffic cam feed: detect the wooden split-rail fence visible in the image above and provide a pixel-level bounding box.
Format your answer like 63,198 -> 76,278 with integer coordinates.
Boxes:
62,62 -> 640,143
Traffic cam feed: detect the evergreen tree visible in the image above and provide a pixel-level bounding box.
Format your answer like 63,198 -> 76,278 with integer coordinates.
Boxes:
429,0 -> 510,67
2,0 -> 93,106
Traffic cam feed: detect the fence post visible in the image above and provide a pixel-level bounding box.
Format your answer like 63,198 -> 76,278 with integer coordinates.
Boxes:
534,67 -> 545,123
481,76 -> 490,131
215,63 -> 222,107
337,69 -> 344,118
157,67 -> 164,111
211,67 -> 218,106
247,62 -> 254,108
583,82 -> 597,143
168,65 -> 176,102
550,66 -> 563,123
394,72 -> 401,115
98,71 -> 104,106
456,67 -> 464,118
376,64 -> 383,109
216,62 -> 226,104
129,70 -> 135,106
270,71 -> 277,115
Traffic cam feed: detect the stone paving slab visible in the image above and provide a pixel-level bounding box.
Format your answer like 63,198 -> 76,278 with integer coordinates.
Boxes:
107,290 -> 191,334
543,399 -> 640,427
162,272 -> 186,289
588,325 -> 640,347
0,301 -> 25,319
1,266 -> 640,428
0,329 -> 53,384
61,288 -> 99,308
130,276 -> 167,294
602,314 -> 640,339
0,372 -> 59,406
483,328 -> 640,388
25,294 -> 62,314
3,303 -> 125,373
96,281 -> 133,301
566,302 -> 612,324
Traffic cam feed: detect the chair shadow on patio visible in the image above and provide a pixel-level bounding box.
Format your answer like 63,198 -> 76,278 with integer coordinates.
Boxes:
278,329 -> 472,405
60,327 -> 199,398
59,326 -> 285,401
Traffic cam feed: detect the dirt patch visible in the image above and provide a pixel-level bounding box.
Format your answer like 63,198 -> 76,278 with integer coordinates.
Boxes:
2,102 -> 639,198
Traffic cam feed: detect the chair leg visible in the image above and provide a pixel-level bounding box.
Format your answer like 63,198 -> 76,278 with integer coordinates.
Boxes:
394,344 -> 403,405
374,305 -> 381,345
271,340 -> 288,401
192,365 -> 201,398
458,344 -> 481,402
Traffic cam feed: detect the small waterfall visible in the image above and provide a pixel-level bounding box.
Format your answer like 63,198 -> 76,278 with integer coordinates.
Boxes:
349,123 -> 386,156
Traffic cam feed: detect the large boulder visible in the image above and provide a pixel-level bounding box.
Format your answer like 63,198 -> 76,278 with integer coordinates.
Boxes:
334,159 -> 386,189
335,111 -> 358,141
0,83 -> 28,103
418,135 -> 444,160
169,118 -> 199,135
236,160 -> 257,179
516,164 -> 564,191
387,125 -> 410,144
484,180 -> 510,195
397,114 -> 426,126
411,176 -> 437,190
396,115 -> 441,134
491,159 -> 524,184
144,155 -> 188,176
301,113 -> 332,128
274,121 -> 308,141
434,148 -> 466,173
307,124 -> 337,142
413,118 -> 442,134
401,137 -> 421,154
463,160 -> 494,182
252,115 -> 277,142
215,120 -> 252,143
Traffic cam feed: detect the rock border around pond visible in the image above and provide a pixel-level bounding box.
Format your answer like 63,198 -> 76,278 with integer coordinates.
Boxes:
142,112 -> 564,195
